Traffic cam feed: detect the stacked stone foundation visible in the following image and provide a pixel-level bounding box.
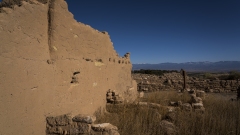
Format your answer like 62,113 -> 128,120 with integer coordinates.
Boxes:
46,114 -> 119,135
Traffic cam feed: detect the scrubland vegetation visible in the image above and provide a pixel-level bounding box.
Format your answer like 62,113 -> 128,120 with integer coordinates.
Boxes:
188,71 -> 240,80
96,91 -> 240,135
133,69 -> 179,76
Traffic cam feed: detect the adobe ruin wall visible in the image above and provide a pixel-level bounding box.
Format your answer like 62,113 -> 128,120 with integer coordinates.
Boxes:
0,0 -> 137,134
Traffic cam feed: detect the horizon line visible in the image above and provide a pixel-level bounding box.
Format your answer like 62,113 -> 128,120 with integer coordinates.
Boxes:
132,60 -> 240,64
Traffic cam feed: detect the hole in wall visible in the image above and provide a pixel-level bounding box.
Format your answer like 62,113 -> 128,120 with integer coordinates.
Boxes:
96,59 -> 103,63
73,71 -> 80,75
47,59 -> 54,64
85,58 -> 91,61
71,71 -> 80,84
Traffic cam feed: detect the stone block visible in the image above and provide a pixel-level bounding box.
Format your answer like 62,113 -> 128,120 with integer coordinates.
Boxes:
181,103 -> 192,111
91,123 -> 118,133
114,100 -> 122,104
177,101 -> 182,106
149,103 -> 161,108
166,112 -> 177,122
159,120 -> 176,135
194,107 -> 205,113
90,129 -> 103,135
106,95 -> 112,100
139,91 -> 144,98
46,114 -> 72,127
47,126 -> 64,134
72,114 -> 96,124
191,95 -> 202,103
192,103 -> 204,109
166,106 -> 178,112
107,92 -> 112,96
169,101 -> 177,106
69,123 -> 91,134
196,91 -> 206,99
112,91 -> 118,96
138,102 -> 148,106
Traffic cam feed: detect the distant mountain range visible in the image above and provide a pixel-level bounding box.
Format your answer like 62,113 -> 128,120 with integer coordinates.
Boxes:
132,61 -> 240,72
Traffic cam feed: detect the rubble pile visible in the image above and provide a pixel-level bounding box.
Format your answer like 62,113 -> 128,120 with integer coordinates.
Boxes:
137,90 -> 206,135
133,73 -> 240,93
106,89 -> 124,104
46,114 -> 120,135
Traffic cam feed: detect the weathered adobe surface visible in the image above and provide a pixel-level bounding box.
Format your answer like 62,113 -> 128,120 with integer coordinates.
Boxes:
134,73 -> 240,93
0,0 -> 137,134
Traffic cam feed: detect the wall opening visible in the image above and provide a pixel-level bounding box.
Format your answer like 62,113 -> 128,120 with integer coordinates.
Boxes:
71,71 -> 80,84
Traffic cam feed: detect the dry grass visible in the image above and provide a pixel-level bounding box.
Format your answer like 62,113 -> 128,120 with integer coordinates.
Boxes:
96,91 -> 240,135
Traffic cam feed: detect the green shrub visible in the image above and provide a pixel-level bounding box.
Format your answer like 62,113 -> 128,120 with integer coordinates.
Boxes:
133,69 -> 178,76
219,71 -> 240,80
203,73 -> 216,80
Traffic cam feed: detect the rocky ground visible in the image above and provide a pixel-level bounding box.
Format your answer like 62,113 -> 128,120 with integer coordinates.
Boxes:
133,72 -> 239,93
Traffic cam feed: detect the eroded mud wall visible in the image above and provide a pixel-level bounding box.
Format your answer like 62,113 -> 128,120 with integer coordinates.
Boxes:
0,0 -> 137,134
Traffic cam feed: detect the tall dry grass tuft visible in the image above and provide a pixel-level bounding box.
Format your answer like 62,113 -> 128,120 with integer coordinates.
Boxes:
176,93 -> 240,135
96,91 -> 240,135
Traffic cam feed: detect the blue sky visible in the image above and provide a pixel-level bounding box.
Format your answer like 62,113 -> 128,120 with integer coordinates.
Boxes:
1,0 -> 239,63
65,0 -> 240,64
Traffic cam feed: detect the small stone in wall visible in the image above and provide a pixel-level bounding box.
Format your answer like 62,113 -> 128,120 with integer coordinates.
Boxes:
177,101 -> 182,106
112,90 -> 118,96
166,111 -> 177,122
124,52 -> 130,58
194,107 -> 205,114
47,59 -> 54,64
106,89 -> 123,104
46,114 -> 72,127
46,114 -> 120,135
149,103 -> 161,108
192,103 -> 204,109
169,101 -> 178,107
138,102 -> 148,106
181,103 -> 192,112
196,90 -> 206,99
191,95 -> 202,103
139,91 -> 144,98
69,123 -> 91,134
91,123 -> 119,135
101,31 -> 108,34
72,114 -> 96,124
159,120 -> 176,135
188,90 -> 196,96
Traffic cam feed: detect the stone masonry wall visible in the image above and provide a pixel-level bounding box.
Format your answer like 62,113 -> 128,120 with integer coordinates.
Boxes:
0,0 -> 137,134
134,73 -> 239,93
46,114 -> 120,135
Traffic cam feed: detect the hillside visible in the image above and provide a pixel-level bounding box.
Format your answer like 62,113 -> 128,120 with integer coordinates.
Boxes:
133,61 -> 240,72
